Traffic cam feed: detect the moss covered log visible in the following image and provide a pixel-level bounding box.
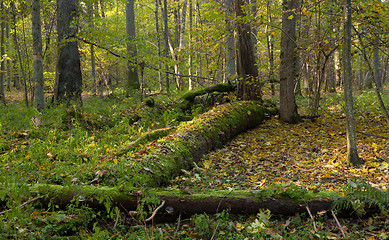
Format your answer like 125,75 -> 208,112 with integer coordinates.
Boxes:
27,184 -> 384,222
29,184 -> 336,219
128,101 -> 268,187
116,127 -> 175,156
179,83 -> 236,111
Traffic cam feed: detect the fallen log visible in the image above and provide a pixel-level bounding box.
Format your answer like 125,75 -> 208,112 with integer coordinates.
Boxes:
116,127 -> 175,156
30,184 -> 334,219
126,101 -> 269,187
27,184 -> 383,222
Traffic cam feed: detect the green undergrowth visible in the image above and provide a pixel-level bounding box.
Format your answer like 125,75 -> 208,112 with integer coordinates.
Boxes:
0,92 -> 206,187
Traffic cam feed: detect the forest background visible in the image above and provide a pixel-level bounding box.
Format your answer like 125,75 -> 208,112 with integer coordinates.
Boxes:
0,0 -> 388,239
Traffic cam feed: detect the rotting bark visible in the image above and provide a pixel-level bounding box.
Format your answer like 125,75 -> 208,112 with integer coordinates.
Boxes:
26,185 -> 383,222
29,185 -> 331,217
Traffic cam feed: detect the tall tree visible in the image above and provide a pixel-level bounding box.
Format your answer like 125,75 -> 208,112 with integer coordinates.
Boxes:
234,0 -> 261,101
155,0 -> 163,92
0,0 -> 6,106
11,1 -> 26,105
266,0 -> 275,95
88,4 -> 97,95
225,0 -> 236,83
163,0 -> 169,93
126,0 -> 140,96
188,0 -> 193,90
54,0 -> 82,102
32,0 -> 44,110
279,0 -> 299,123
343,0 -> 363,165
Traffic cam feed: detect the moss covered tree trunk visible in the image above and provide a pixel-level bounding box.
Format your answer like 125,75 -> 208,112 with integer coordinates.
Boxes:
128,101 -> 268,186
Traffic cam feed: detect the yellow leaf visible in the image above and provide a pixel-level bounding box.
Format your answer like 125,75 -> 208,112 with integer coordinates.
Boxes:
271,31 -> 276,36
302,7 -> 310,16
288,14 -> 294,20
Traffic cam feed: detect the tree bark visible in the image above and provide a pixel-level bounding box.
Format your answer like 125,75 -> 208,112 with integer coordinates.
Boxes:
373,39 -> 382,92
30,184 -> 334,219
0,0 -> 6,106
31,0 -> 45,110
343,0 -> 363,165
279,0 -> 299,123
225,0 -> 236,83
11,2 -> 25,101
234,0 -> 261,101
27,184 -> 382,222
55,0 -> 83,102
155,0 -> 163,92
126,0 -> 140,95
266,0 -> 275,96
163,0 -> 170,93
88,4 -> 97,95
188,0 -> 193,90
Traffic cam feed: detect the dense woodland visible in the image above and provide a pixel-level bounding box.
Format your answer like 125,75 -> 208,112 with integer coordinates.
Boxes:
0,0 -> 389,238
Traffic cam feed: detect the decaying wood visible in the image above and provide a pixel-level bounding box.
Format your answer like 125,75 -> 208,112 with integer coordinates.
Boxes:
29,184 -> 335,221
124,101 -> 268,187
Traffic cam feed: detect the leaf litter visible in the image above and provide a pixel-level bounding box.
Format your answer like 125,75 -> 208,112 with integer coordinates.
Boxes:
171,114 -> 389,192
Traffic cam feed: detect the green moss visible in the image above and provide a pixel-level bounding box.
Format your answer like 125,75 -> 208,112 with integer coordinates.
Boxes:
116,127 -> 175,156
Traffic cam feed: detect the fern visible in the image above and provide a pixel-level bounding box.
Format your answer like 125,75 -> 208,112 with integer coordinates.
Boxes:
333,180 -> 389,216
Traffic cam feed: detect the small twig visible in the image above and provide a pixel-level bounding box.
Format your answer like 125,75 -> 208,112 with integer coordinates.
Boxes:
331,210 -> 346,238
0,196 -> 42,215
356,131 -> 389,139
210,222 -> 220,240
174,210 -> 182,237
216,190 -> 233,214
114,209 -> 120,229
145,200 -> 166,222
305,206 -> 317,232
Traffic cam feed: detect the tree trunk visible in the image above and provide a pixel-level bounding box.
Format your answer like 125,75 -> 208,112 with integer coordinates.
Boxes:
132,101 -> 268,187
55,0 -> 83,102
5,23 -> 10,91
0,0 -> 6,106
327,50 -> 336,92
155,0 -> 163,92
188,0 -> 193,90
27,184 -> 382,222
88,4 -> 97,95
30,184 -> 334,220
31,0 -> 45,110
373,39 -> 382,92
234,0 -> 261,101
163,0 -> 170,93
266,0 -> 275,96
126,0 -> 140,95
225,0 -> 236,83
279,0 -> 299,123
11,2 -> 25,101
343,0 -> 363,166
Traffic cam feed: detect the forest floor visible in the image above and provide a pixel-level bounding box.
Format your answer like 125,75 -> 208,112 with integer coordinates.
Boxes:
163,94 -> 389,240
171,112 -> 389,192
0,90 -> 388,239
